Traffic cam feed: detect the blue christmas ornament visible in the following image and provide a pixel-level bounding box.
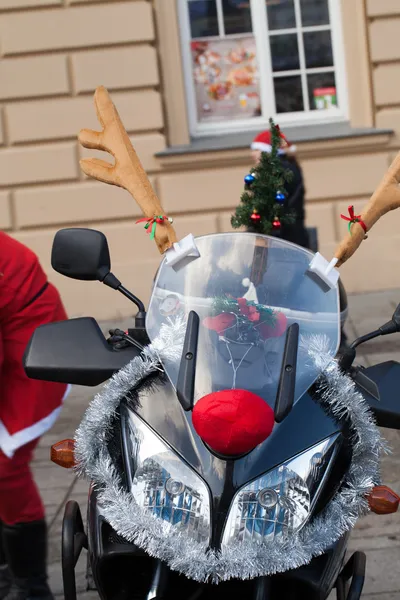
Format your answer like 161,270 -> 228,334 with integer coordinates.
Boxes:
244,173 -> 255,185
276,191 -> 285,203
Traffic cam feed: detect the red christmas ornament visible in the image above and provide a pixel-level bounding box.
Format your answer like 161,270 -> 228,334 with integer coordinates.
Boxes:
259,311 -> 287,340
192,389 -> 275,456
272,219 -> 281,230
251,209 -> 261,222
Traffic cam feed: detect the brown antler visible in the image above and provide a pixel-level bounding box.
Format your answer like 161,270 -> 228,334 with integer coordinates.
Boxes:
335,151 -> 400,267
78,86 -> 177,254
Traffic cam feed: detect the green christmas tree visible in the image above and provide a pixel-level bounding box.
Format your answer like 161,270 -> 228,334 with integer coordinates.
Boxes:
231,118 -> 295,235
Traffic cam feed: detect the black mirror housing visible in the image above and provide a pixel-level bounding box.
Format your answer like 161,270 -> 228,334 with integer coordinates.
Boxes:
51,228 -> 111,282
360,361 -> 400,429
391,303 -> 400,331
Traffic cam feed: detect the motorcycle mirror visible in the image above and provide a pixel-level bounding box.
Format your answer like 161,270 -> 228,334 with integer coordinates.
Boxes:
339,302 -> 400,372
376,302 -> 400,337
391,303 -> 400,332
51,227 -> 147,327
51,228 -> 111,282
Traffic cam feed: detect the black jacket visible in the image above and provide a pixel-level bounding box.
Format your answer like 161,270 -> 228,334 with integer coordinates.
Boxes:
276,156 -> 309,249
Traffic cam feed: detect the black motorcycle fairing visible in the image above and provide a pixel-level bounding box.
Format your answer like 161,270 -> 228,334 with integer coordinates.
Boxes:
82,373 -> 355,598
357,361 -> 400,429
274,530 -> 350,600
87,487 -> 153,600
117,373 -> 345,550
123,374 -> 341,490
312,438 -> 352,517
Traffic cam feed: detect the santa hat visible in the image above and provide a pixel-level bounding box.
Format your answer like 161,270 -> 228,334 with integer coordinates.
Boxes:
251,127 -> 296,155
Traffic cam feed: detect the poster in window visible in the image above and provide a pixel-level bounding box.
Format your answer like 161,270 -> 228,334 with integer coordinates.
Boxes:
313,87 -> 337,110
191,37 -> 261,124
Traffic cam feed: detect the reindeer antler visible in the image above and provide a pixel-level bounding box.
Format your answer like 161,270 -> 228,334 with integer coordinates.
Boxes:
78,86 -> 177,254
335,151 -> 400,267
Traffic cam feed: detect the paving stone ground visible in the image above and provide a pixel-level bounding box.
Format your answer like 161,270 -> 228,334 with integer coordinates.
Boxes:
32,290 -> 400,599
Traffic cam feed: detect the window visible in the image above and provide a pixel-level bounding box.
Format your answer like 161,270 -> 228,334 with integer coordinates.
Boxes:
178,0 -> 347,137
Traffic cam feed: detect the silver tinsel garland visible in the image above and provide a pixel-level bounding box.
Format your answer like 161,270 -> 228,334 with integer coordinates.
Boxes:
74,325 -> 386,584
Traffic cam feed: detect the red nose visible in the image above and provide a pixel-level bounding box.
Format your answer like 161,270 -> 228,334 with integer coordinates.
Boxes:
192,389 -> 275,456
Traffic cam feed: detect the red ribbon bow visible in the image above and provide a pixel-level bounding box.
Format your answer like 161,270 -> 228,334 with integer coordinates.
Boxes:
340,205 -> 367,235
136,215 -> 170,240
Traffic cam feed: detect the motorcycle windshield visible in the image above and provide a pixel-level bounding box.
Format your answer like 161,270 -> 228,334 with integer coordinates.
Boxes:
146,233 -> 340,410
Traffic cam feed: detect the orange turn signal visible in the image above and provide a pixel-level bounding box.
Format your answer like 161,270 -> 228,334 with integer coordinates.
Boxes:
50,439 -> 76,469
367,485 -> 400,515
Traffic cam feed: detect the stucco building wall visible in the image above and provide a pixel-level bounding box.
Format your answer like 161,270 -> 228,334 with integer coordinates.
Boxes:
0,0 -> 399,320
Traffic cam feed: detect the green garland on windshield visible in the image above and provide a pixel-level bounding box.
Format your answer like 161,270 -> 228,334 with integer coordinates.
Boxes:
212,295 -> 276,327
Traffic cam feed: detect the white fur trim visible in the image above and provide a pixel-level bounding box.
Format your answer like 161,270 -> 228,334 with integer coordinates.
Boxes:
251,142 -> 273,153
0,384 -> 71,458
251,142 -> 297,155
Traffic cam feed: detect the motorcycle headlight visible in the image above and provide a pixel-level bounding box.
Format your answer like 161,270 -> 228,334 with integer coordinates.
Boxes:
125,410 -> 211,544
222,435 -> 339,547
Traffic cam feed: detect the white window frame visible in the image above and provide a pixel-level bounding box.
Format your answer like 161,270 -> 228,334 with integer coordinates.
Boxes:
178,0 -> 349,138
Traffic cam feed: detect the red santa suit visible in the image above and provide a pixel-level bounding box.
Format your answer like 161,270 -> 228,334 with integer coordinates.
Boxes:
0,232 -> 69,525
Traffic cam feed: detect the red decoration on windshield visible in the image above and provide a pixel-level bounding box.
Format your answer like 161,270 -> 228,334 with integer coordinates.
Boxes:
237,297 -> 260,322
202,295 -> 287,341
203,313 -> 236,335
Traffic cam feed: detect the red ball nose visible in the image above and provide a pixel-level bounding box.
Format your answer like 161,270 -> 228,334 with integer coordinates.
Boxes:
192,389 -> 275,456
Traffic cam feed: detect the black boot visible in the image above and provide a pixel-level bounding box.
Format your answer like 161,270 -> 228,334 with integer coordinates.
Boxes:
0,522 -> 11,599
0,567 -> 10,600
2,520 -> 53,600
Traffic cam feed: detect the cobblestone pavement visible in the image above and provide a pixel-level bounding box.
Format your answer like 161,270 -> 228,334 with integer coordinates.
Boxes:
32,290 -> 400,599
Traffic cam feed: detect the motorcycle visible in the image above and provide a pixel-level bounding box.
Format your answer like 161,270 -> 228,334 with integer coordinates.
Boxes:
23,226 -> 400,600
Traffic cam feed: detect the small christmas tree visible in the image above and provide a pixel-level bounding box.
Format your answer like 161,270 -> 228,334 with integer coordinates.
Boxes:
231,118 -> 295,235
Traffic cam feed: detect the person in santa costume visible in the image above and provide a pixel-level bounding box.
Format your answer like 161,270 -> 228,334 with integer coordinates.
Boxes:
250,128 -> 310,249
0,232 -> 69,600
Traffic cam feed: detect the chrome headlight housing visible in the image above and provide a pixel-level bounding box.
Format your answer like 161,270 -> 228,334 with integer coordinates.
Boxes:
125,410 -> 211,544
222,435 -> 339,547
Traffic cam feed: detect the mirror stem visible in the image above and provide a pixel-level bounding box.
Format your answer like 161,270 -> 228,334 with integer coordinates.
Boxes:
351,329 -> 381,350
102,272 -> 146,316
351,318 -> 399,351
339,309 -> 400,372
118,284 -> 146,314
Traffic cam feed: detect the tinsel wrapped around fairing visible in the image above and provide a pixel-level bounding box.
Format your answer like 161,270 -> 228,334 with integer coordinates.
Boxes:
74,325 -> 386,584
